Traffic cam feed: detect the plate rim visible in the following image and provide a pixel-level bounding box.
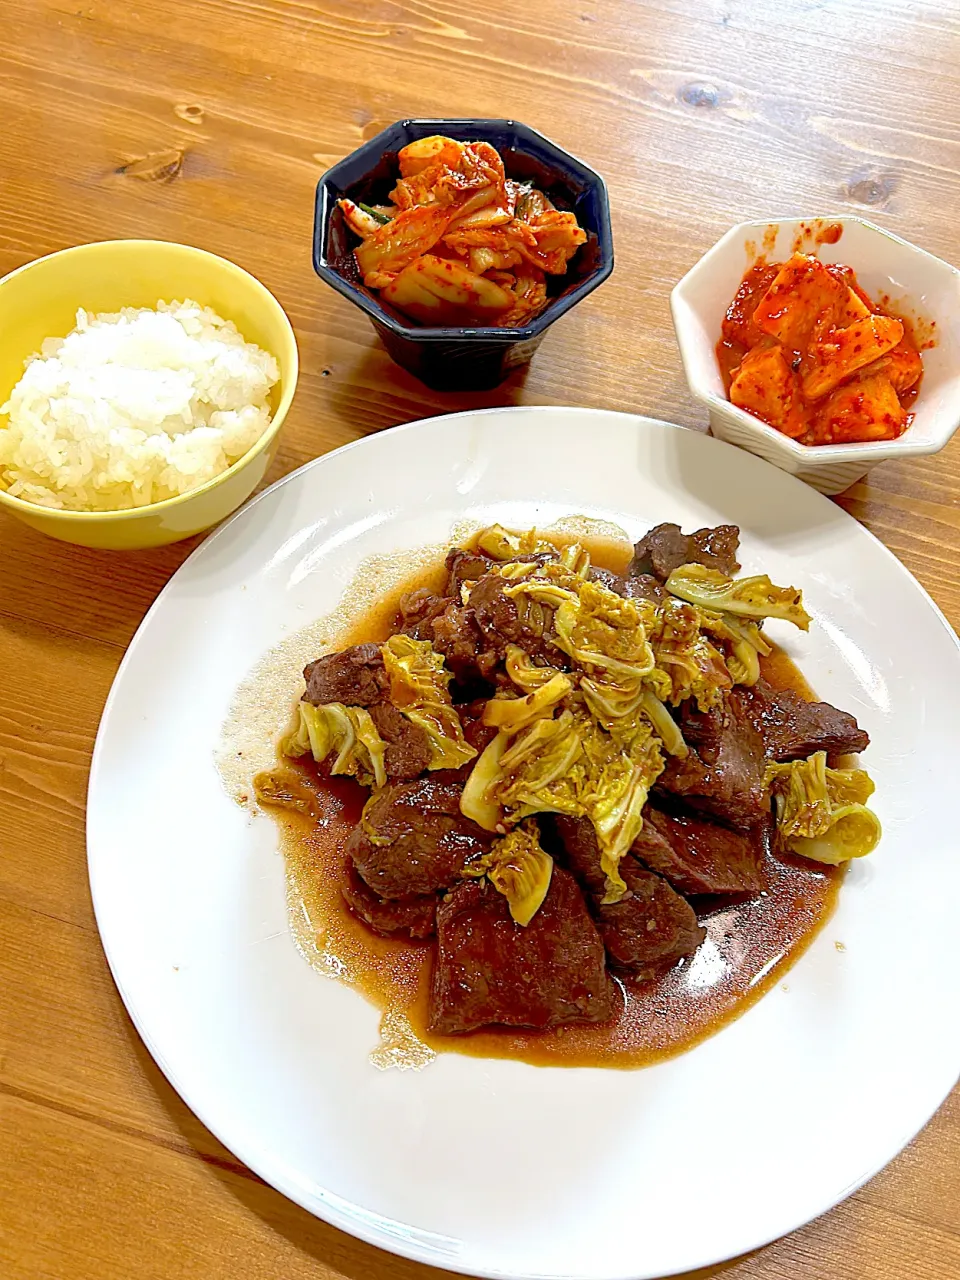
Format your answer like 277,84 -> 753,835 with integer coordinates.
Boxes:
86,405 -> 960,1280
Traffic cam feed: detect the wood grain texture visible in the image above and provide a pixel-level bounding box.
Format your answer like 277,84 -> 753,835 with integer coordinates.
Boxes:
1,1 -> 958,1276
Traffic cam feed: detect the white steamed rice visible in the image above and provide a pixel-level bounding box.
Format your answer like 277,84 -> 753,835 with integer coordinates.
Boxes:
0,300 -> 280,511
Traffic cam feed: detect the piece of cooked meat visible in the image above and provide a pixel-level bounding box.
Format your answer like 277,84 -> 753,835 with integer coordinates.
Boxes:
589,566 -> 666,603
673,696 -> 727,755
398,588 -> 454,641
445,547 -> 494,595
598,860 -> 706,972
656,686 -> 768,827
635,805 -> 767,895
552,815 -> 705,972
458,700 -> 499,755
431,569 -> 561,682
588,566 -> 625,593
620,573 -> 666,603
302,639 -> 450,781
341,861 -> 437,939
629,522 -> 741,581
367,703 -> 433,779
430,601 -> 500,683
551,813 -> 608,896
743,678 -> 870,761
303,643 -> 387,707
429,869 -> 616,1034
347,778 -> 490,899
467,572 -> 548,655
467,573 -> 523,648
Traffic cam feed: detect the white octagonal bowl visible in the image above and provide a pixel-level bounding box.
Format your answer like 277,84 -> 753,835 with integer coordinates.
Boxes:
671,216 -> 960,494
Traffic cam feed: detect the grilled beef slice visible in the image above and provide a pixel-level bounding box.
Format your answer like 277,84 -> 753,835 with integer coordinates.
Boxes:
467,572 -> 556,659
634,805 -> 767,895
341,862 -> 437,939
553,815 -> 705,972
445,547 -> 494,595
589,565 -> 666,603
629,522 -> 741,581
429,868 -> 615,1034
657,687 -> 768,827
655,678 -> 866,836
303,642 -> 388,707
743,679 -> 870,761
431,569 -> 560,681
367,703 -> 433,779
347,778 -> 490,899
398,588 -> 455,641
430,602 -> 500,683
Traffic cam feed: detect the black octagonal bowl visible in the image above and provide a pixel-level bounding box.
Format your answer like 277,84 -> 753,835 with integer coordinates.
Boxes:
313,119 -> 614,391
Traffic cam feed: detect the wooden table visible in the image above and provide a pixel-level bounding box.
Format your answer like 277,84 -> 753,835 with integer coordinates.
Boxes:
2,1 -> 959,1276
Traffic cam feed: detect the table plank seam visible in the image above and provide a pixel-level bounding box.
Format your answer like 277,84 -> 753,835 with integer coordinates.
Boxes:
1,1079 -> 265,1186
0,895 -> 93,931
0,606 -> 127,654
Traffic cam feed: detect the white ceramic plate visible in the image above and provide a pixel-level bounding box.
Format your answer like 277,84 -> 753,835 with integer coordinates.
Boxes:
88,407 -> 960,1280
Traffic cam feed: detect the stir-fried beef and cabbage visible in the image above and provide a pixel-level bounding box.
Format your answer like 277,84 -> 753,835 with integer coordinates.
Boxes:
337,135 -> 587,328
256,523 -> 878,1037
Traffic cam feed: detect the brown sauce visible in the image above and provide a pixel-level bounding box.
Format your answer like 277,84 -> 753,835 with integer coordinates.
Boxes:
265,538 -> 842,1070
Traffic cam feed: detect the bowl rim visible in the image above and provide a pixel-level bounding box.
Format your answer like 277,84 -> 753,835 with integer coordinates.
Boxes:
0,239 -> 299,524
671,213 -> 960,462
312,117 -> 614,341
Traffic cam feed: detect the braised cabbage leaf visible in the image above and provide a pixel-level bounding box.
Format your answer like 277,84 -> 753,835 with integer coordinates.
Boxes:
381,633 -> 477,770
460,703 -> 663,902
577,714 -> 664,902
499,709 -> 585,816
699,610 -> 772,686
504,644 -> 564,691
282,700 -> 387,789
515,574 -> 724,755
665,564 -> 811,631
646,596 -> 733,709
638,688 -> 688,759
459,730 -> 510,830
503,561 -> 692,772
463,821 -> 554,926
765,751 -> 880,864
553,579 -> 656,679
482,672 -> 574,732
557,540 -> 592,578
475,523 -> 556,560
252,768 -> 318,815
